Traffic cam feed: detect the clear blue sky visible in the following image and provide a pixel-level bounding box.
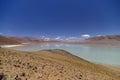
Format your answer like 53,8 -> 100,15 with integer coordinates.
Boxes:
0,0 -> 120,37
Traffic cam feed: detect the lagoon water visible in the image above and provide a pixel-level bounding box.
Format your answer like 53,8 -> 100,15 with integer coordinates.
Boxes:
12,43 -> 120,65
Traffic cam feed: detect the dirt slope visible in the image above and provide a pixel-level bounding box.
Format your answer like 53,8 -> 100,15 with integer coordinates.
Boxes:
0,48 -> 120,80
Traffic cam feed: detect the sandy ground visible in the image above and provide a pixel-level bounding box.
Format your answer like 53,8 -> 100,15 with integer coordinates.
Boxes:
100,64 -> 120,75
0,48 -> 120,80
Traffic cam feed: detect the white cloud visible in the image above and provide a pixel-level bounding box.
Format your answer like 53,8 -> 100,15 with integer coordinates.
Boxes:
65,37 -> 81,40
44,38 -> 51,41
55,36 -> 61,40
81,34 -> 90,38
54,36 -> 82,41
41,36 -> 46,38
54,36 -> 65,40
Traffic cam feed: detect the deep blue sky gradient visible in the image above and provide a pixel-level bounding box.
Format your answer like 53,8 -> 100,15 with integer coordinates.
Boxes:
0,0 -> 120,37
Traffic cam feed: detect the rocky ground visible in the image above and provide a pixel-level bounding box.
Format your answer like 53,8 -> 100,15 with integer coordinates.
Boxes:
0,48 -> 120,80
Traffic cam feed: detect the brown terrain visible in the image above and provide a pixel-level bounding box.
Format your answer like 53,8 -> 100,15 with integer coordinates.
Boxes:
8,37 -> 48,43
0,35 -> 120,80
0,48 -> 120,80
84,35 -> 120,44
0,35 -> 21,45
0,35 -> 58,45
1,35 -> 120,45
87,35 -> 120,41
58,35 -> 120,44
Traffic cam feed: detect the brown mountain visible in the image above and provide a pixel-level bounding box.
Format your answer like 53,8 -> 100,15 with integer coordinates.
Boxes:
8,37 -> 46,43
9,37 -> 58,43
84,35 -> 120,44
0,35 -> 21,45
0,35 -> 58,45
87,35 -> 120,41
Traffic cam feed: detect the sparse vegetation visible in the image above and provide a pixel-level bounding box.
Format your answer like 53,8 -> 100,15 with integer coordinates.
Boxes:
0,48 -> 119,80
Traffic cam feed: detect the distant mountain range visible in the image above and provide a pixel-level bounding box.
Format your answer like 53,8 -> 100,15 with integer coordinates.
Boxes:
0,35 -> 120,45
87,35 -> 120,41
0,35 -> 58,45
84,35 -> 120,44
0,35 -> 21,45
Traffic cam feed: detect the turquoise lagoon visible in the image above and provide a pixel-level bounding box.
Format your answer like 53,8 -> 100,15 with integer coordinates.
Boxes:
12,43 -> 120,65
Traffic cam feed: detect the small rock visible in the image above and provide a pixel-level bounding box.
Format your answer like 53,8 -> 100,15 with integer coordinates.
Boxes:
20,72 -> 25,77
15,75 -> 21,80
0,73 -> 6,80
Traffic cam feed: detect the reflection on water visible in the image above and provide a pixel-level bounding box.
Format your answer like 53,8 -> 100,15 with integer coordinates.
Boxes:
12,43 -> 120,65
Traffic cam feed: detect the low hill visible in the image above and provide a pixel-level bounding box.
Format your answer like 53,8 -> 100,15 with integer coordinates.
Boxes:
0,48 -> 119,80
